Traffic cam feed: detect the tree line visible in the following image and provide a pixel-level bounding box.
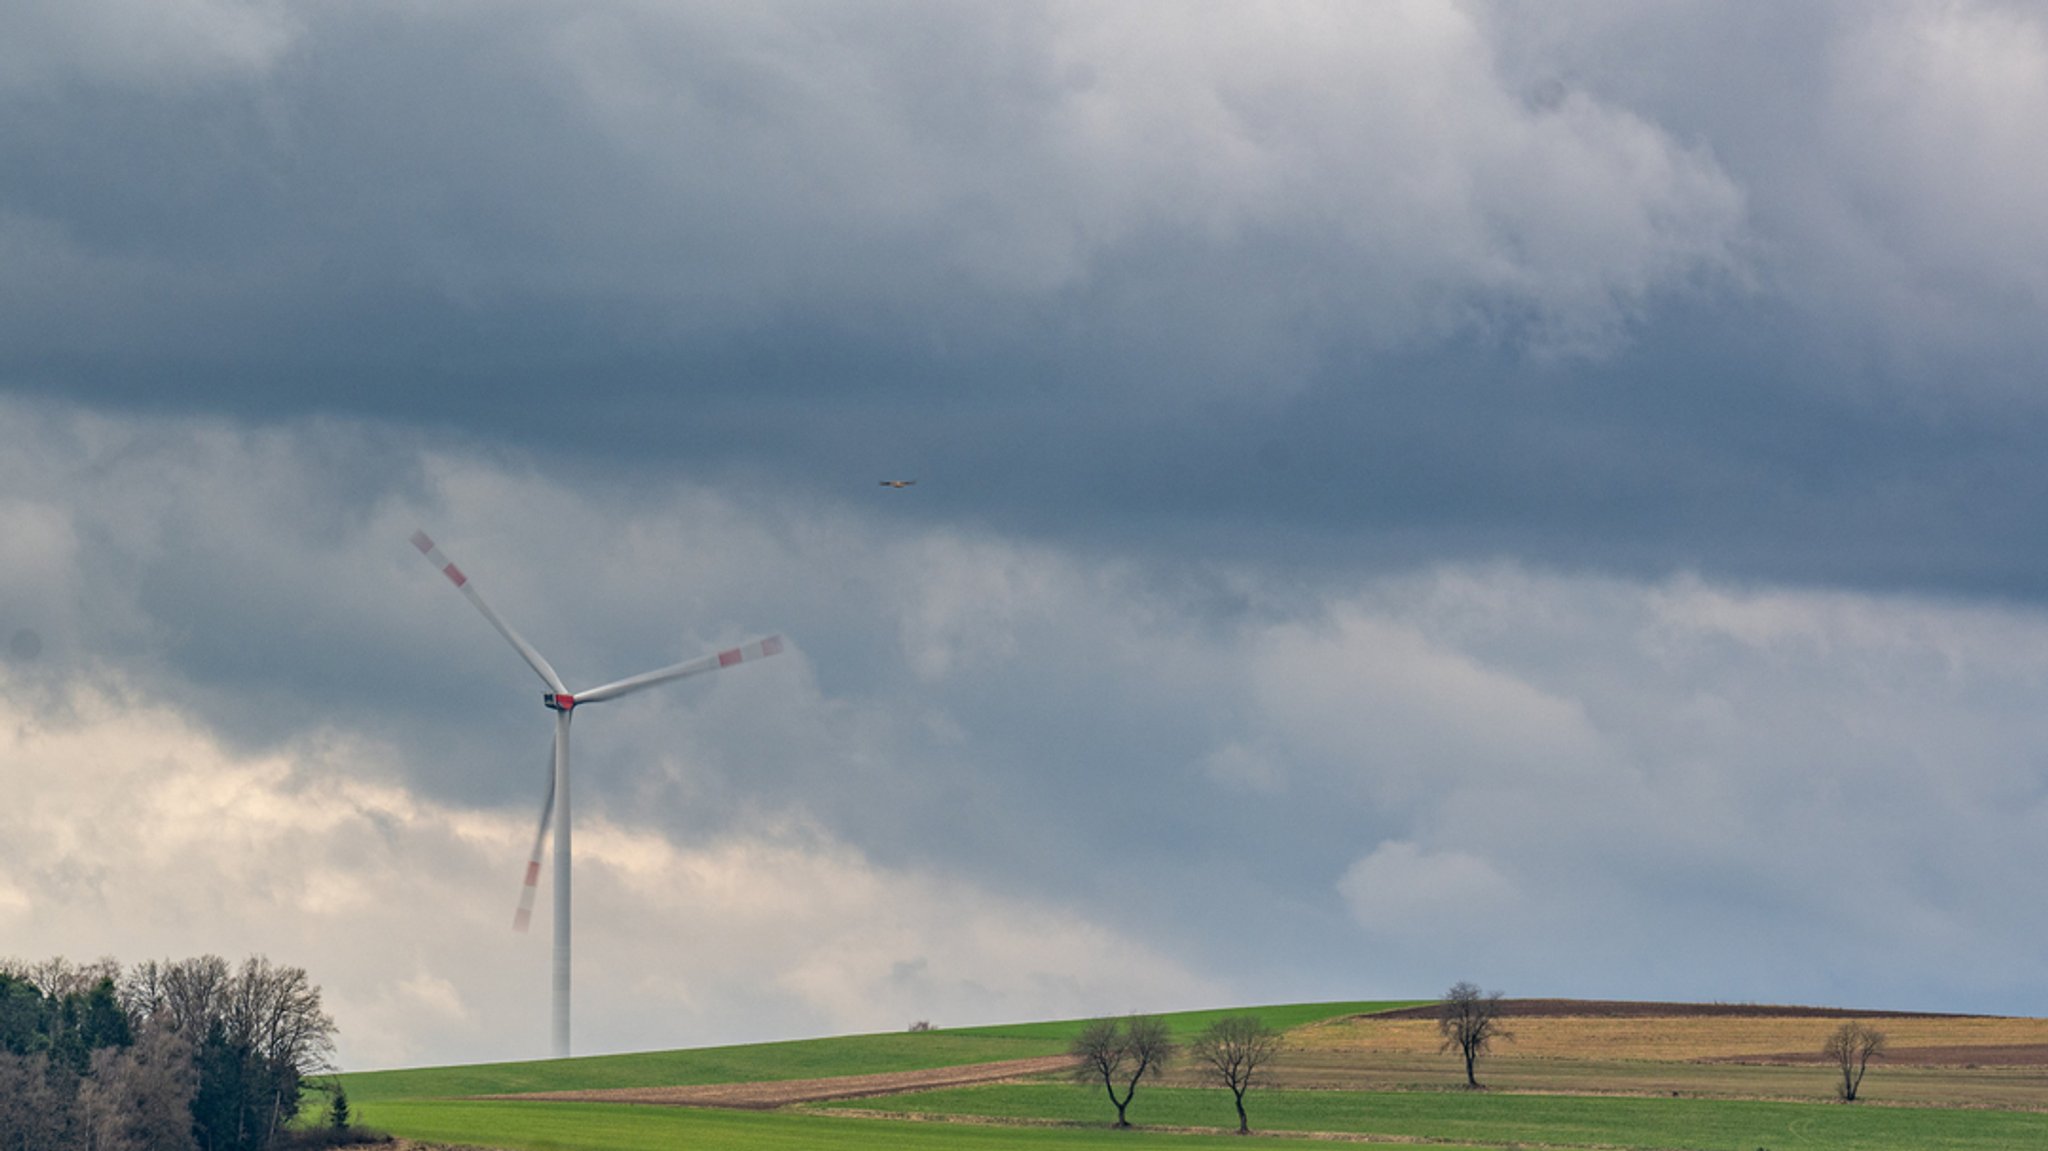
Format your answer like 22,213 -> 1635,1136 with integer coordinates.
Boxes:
1065,987 -> 1506,1135
1069,1012 -> 1281,1134
1065,983 -> 1894,1133
0,955 -> 341,1151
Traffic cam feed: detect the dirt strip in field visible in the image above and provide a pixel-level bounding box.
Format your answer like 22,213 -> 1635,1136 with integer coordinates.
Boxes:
476,1054 -> 1081,1110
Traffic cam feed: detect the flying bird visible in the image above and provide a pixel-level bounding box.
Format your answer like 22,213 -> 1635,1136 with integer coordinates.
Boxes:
879,479 -> 918,488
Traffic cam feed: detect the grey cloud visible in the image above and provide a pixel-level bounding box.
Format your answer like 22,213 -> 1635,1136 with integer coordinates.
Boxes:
1480,0 -> 2048,390
8,406 -> 2047,1030
0,680 -> 1221,1067
0,0 -> 295,92
10,1 -> 2048,1054
1301,570 -> 2048,1009
0,1 -> 1743,410
24,1 -> 2048,604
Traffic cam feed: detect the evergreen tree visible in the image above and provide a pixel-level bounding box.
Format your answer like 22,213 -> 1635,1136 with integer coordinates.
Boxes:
327,1082 -> 351,1132
0,972 -> 56,1055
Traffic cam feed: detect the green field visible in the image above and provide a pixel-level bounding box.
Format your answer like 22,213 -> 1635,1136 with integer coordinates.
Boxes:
819,1083 -> 2048,1150
340,1000 -> 1411,1102
342,1030 -> 1063,1104
339,999 -> 2048,1151
363,1099 -> 1495,1151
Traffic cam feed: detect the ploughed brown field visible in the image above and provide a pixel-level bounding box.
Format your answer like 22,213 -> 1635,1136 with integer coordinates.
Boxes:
1217,999 -> 2048,1110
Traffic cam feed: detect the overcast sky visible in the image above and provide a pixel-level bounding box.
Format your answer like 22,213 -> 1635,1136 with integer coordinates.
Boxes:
6,0 -> 2048,1070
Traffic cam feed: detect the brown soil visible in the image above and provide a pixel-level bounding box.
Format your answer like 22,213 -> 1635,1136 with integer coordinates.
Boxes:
479,1054 -> 1081,1110
1367,999 -> 1992,1021
1711,1044 -> 2048,1067
1299,1001 -> 2048,1069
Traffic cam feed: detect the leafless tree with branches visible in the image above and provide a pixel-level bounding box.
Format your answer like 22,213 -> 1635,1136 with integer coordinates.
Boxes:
1070,1014 -> 1174,1128
1191,1016 -> 1281,1134
79,1023 -> 198,1151
1822,1021 -> 1886,1102
1437,982 -> 1511,1088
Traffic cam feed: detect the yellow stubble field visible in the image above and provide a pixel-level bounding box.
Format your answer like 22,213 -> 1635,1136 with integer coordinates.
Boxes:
1174,1003 -> 2048,1110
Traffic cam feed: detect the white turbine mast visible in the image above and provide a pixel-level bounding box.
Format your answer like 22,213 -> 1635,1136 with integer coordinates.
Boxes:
411,529 -> 783,1058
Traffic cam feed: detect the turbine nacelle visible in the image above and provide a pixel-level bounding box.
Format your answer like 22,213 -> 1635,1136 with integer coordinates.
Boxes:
544,692 -> 577,711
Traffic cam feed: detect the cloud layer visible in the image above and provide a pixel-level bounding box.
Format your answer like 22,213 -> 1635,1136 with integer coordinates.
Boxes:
0,662 -> 1220,1068
8,1 -> 2048,1067
5,404 -> 2047,1066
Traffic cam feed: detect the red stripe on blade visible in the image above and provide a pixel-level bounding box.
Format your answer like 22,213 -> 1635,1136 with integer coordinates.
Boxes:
719,648 -> 741,667
761,636 -> 783,656
411,531 -> 435,553
443,563 -> 467,587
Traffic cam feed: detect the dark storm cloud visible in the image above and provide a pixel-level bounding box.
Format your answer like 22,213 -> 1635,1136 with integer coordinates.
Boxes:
6,2 -> 2044,605
2,1 -> 1899,583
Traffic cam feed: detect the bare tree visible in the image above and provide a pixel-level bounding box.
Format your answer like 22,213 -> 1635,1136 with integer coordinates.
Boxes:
1190,1016 -> 1281,1135
0,954 -> 335,1151
118,961 -> 172,1024
0,1050 -> 79,1151
1070,1014 -> 1174,1128
124,956 -> 335,1151
18,957 -> 124,1001
79,1023 -> 198,1151
128,956 -> 233,1040
219,957 -> 337,1151
1822,1021 -> 1886,1102
224,958 -> 336,1079
1437,982 -> 1511,1088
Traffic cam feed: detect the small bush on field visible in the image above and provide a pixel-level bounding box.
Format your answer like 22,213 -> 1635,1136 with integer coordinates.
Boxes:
908,1020 -> 933,1032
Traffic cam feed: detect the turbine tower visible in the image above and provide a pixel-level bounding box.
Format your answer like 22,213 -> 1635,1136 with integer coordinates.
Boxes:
411,529 -> 782,1057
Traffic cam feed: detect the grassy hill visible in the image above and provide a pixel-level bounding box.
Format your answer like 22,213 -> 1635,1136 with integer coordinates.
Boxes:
336,999 -> 2048,1151
339,1000 -> 1409,1103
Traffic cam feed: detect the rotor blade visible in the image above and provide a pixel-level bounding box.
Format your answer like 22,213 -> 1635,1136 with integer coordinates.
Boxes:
512,742 -> 558,933
574,635 -> 784,706
411,530 -> 567,694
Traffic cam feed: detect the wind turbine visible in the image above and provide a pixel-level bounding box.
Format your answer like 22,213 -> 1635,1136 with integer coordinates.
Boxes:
411,529 -> 783,1057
